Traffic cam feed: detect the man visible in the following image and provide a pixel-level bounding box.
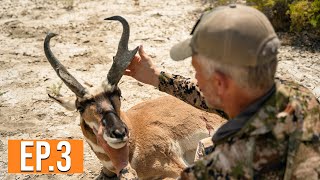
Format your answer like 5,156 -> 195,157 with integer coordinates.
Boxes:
95,4 -> 320,179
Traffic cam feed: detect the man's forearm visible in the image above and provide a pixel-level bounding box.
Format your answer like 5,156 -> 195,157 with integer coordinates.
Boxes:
158,71 -> 227,118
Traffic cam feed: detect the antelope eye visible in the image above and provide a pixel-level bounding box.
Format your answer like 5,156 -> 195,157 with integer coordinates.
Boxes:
75,99 -> 87,113
76,98 -> 94,113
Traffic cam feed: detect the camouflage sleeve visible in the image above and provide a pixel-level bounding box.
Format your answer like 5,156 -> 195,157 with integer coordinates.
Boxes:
289,141 -> 320,180
119,164 -> 139,180
158,71 -> 228,118
179,141 -> 250,180
180,156 -> 225,180
283,82 -> 320,180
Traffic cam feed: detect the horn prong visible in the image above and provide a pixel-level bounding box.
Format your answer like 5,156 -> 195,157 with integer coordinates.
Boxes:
104,16 -> 138,87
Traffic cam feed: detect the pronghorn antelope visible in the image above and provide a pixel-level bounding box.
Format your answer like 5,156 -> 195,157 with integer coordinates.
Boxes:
44,16 -> 225,179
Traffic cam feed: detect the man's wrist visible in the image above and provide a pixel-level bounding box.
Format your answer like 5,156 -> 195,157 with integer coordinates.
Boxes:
151,69 -> 160,87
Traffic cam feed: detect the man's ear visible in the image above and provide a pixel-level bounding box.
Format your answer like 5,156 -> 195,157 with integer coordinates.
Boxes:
48,94 -> 77,111
213,71 -> 229,96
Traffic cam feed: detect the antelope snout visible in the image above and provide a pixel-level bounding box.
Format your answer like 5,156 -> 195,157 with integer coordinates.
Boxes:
102,112 -> 129,149
110,128 -> 127,139
103,126 -> 129,149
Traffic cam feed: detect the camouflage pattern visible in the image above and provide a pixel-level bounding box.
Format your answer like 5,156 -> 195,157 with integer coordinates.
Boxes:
158,73 -> 319,180
158,71 -> 229,119
118,72 -> 320,179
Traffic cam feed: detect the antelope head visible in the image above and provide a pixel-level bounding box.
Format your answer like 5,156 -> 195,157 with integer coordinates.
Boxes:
44,16 -> 138,149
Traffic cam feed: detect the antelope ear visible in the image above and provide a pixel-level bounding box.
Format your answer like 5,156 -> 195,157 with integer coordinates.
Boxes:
48,94 -> 76,111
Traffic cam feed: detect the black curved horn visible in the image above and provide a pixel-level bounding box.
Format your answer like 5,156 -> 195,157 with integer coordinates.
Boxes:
44,32 -> 88,98
104,16 -> 139,87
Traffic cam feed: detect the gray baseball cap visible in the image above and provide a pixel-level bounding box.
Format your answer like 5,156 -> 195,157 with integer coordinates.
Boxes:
170,4 -> 280,67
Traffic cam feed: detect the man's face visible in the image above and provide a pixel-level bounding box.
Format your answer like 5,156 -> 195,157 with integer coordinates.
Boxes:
191,55 -> 221,109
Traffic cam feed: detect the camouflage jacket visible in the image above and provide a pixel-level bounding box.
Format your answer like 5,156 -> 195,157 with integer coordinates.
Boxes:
120,72 -> 320,180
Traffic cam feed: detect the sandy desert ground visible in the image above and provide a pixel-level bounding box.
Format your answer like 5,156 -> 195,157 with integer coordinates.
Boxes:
0,0 -> 319,179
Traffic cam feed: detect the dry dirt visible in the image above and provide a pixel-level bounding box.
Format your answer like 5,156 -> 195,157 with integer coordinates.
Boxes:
0,0 -> 319,179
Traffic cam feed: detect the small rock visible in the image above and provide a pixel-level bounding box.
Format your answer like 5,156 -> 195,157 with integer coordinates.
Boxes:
0,140 -> 4,151
313,86 -> 320,99
64,111 -> 74,117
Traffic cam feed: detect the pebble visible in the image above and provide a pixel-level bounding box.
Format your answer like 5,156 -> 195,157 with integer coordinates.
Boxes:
313,86 -> 320,99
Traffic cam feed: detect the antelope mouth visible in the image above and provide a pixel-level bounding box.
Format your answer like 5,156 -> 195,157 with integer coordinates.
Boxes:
91,125 -> 128,149
103,134 -> 128,149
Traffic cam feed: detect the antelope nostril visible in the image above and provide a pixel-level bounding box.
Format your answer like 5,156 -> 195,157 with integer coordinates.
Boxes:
111,128 -> 126,139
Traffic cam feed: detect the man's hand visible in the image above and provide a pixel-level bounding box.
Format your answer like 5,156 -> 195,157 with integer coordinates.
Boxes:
125,45 -> 160,87
94,123 -> 129,176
